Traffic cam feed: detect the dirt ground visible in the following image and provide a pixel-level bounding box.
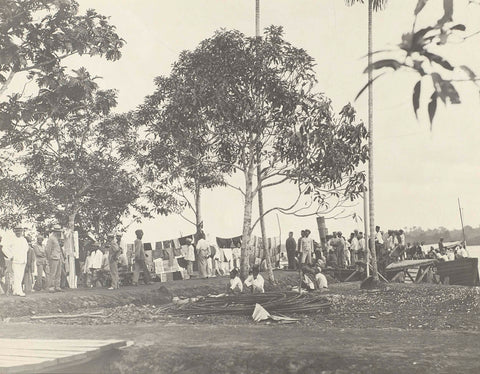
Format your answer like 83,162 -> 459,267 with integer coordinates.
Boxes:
1,270 -> 479,373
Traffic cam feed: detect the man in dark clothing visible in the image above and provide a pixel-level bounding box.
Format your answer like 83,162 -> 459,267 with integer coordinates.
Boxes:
132,229 -> 152,286
285,232 -> 297,270
438,238 -> 444,253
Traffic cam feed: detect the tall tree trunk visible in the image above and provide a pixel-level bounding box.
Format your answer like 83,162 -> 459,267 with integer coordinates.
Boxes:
67,209 -> 77,232
66,209 -> 77,289
194,181 -> 203,236
240,161 -> 255,280
368,0 -> 379,280
257,161 -> 275,283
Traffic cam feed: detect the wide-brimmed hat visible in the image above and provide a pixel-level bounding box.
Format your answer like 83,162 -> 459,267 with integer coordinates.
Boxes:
52,225 -> 63,232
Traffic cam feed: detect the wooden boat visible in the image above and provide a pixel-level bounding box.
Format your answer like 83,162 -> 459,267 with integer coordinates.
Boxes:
436,257 -> 479,286
385,259 -> 437,283
0,339 -> 126,374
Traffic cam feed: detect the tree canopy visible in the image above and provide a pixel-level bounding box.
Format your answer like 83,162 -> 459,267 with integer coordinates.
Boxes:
139,26 -> 368,278
0,69 -> 141,235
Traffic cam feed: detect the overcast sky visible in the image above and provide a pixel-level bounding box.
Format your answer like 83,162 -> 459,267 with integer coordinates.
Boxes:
25,0 -> 480,243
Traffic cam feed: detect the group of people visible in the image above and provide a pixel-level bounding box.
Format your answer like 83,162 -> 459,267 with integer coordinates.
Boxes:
425,238 -> 469,262
0,223 -> 143,297
182,232 -> 243,279
228,266 -> 265,294
0,224 -> 66,297
285,229 -> 368,271
283,225 -> 473,278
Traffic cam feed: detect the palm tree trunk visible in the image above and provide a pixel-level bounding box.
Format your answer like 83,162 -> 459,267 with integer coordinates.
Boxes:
254,0 -> 274,283
368,0 -> 379,280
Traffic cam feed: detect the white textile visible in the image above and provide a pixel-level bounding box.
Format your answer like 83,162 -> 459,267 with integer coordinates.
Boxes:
12,261 -> 26,295
244,274 -> 264,293
4,236 -> 29,264
91,250 -> 103,269
315,273 -> 328,289
229,276 -> 243,292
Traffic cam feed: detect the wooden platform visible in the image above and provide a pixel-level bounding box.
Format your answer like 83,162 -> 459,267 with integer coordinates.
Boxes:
0,339 -> 126,374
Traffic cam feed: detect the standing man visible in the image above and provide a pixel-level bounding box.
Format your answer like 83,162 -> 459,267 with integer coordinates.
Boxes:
300,229 -> 313,265
22,236 -> 36,294
196,233 -> 210,279
45,225 -> 64,293
33,235 -> 48,290
4,225 -> 29,296
350,231 -> 359,264
358,232 -> 366,261
184,237 -> 195,276
107,232 -> 120,290
132,229 -> 152,286
285,231 -> 297,270
375,226 -> 384,257
333,232 -> 346,268
438,238 -> 444,253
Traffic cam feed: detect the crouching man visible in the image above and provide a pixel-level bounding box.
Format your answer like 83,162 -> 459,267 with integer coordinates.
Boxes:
244,266 -> 264,293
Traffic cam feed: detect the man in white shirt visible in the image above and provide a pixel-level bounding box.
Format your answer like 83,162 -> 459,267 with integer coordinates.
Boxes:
375,226 -> 384,245
228,268 -> 243,293
196,233 -> 210,278
244,266 -> 265,293
4,225 -> 29,297
350,232 -> 359,264
456,245 -> 469,258
358,232 -> 366,260
300,229 -> 314,265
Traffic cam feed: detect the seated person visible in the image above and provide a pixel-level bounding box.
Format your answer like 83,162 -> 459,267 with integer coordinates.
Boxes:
244,266 -> 264,293
228,268 -> 243,294
301,263 -> 328,290
314,260 -> 328,289
446,250 -> 455,261
455,245 -> 469,259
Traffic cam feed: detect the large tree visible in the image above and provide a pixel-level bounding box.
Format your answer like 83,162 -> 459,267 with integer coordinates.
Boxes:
133,73 -> 227,235
1,69 -> 141,234
0,0 -> 124,153
168,27 -> 368,279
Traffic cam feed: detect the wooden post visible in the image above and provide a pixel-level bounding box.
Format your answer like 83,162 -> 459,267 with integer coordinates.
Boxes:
316,216 -> 327,251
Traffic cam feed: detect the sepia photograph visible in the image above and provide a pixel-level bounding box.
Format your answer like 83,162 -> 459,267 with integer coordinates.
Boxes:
0,0 -> 479,373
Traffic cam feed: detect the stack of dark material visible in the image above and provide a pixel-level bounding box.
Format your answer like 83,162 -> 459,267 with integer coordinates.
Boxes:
169,292 -> 331,315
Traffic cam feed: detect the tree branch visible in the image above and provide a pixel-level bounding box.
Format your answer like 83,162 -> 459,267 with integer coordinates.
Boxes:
251,185 -> 308,231
253,176 -> 289,195
225,182 -> 245,196
0,70 -> 16,97
17,52 -> 77,73
179,212 -> 196,227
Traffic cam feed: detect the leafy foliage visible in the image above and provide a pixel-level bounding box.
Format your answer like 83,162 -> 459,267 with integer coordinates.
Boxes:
0,70 -> 141,234
357,0 -> 479,125
0,0 -> 123,89
132,64 -> 229,227
345,0 -> 388,12
0,0 -> 124,156
162,27 -> 367,257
